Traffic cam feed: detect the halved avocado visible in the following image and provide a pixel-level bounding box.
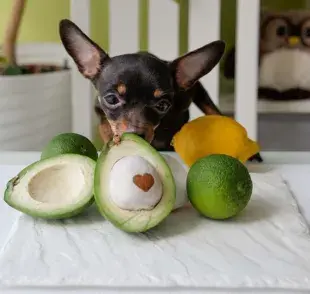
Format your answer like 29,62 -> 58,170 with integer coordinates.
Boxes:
94,133 -> 176,233
4,154 -> 96,219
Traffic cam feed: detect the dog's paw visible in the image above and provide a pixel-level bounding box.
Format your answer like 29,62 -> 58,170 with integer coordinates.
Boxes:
248,153 -> 263,163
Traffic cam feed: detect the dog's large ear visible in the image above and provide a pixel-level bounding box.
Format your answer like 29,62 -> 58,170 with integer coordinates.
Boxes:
170,40 -> 225,89
59,19 -> 109,79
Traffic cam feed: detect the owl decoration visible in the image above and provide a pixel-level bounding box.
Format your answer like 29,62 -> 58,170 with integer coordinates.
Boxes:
223,10 -> 310,100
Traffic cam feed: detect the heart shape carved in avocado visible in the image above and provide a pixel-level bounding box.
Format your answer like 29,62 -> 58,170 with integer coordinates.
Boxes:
133,173 -> 154,192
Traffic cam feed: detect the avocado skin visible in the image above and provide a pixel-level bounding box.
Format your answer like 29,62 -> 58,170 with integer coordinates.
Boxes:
94,133 -> 176,233
4,154 -> 96,220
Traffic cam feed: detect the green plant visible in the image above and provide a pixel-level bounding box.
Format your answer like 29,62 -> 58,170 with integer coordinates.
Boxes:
0,0 -> 25,74
0,0 -> 67,76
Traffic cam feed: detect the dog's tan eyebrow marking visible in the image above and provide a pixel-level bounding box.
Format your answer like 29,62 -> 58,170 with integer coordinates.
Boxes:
154,89 -> 163,98
117,83 -> 126,95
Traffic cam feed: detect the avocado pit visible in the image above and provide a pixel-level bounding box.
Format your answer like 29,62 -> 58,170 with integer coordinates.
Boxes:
109,155 -> 163,211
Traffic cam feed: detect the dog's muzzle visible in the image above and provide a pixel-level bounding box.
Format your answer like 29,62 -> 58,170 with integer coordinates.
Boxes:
107,120 -> 155,143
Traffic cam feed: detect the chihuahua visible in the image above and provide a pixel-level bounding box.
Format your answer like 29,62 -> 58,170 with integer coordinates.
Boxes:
59,19 -> 262,162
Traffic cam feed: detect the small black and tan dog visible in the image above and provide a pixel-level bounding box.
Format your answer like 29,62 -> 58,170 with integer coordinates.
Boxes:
59,19 -> 262,162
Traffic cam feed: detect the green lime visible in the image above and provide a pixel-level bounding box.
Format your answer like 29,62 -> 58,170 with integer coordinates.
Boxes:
186,154 -> 253,219
41,133 -> 98,161
3,65 -> 23,75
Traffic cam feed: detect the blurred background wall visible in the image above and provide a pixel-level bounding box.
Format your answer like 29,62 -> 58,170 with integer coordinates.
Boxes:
0,0 -> 306,53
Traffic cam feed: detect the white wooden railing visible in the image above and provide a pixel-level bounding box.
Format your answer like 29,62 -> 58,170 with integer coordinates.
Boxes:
69,0 -> 260,141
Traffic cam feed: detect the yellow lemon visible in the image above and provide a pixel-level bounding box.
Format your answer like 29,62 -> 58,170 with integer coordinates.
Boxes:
172,115 -> 260,167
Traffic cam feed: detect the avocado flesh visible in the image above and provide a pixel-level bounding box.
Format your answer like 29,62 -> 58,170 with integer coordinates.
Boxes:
94,133 -> 176,233
4,154 -> 96,219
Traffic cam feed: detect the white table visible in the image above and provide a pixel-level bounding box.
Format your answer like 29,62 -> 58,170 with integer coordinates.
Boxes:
1,151 -> 310,294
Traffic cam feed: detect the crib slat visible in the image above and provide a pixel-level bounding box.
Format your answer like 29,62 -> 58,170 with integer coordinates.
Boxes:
148,0 -> 179,60
70,0 -> 93,139
235,0 -> 260,140
188,0 -> 221,120
109,0 -> 139,56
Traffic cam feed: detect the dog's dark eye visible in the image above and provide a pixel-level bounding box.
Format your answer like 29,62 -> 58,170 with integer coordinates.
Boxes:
154,99 -> 171,113
101,94 -> 121,108
105,94 -> 119,105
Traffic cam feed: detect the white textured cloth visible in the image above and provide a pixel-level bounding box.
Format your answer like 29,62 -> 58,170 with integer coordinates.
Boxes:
0,172 -> 310,291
